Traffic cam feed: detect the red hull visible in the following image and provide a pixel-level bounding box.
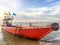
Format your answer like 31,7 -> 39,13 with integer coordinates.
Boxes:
2,26 -> 52,40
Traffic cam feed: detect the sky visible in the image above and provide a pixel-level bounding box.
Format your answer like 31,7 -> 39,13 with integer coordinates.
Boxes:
0,0 -> 60,22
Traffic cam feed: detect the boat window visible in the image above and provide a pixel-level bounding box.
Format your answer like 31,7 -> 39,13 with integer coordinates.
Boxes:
8,20 -> 12,23
3,20 -> 6,24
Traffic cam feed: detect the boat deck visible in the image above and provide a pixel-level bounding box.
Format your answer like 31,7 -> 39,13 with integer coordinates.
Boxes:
14,25 -> 51,29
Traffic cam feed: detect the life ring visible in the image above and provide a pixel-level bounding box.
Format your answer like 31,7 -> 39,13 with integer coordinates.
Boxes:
51,23 -> 59,31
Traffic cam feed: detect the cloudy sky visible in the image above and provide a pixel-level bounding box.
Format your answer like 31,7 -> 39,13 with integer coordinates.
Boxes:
0,0 -> 60,22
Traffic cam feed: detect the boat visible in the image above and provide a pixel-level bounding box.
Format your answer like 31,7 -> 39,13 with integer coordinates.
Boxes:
1,12 -> 59,40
